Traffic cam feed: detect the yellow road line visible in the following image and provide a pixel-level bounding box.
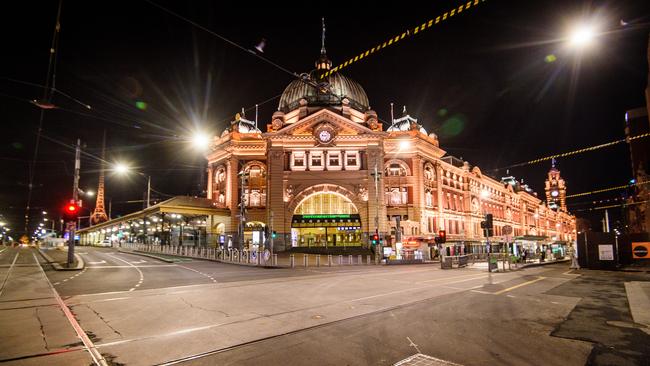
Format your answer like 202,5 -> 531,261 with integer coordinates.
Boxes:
493,276 -> 545,295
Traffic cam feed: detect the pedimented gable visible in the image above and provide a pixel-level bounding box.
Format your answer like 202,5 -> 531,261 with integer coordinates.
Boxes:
273,109 -> 375,137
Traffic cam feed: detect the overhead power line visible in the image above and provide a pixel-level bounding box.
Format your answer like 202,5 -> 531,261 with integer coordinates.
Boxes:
566,180 -> 649,199
495,132 -> 650,171
573,199 -> 650,212
321,0 -> 489,78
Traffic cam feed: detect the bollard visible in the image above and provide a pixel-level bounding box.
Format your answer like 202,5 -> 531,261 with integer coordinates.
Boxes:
257,251 -> 262,266
358,255 -> 362,265
303,254 -> 308,267
348,255 -> 353,265
290,254 -> 295,268
328,254 -> 332,267
367,255 -> 371,265
316,255 -> 321,267
273,254 -> 278,266
338,255 -> 343,265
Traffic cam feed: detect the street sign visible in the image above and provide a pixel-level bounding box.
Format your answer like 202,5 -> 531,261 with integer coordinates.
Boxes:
598,244 -> 614,261
632,242 -> 649,259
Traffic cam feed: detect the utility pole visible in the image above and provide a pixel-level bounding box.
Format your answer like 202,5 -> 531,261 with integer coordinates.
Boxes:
147,175 -> 151,208
270,210 -> 274,256
67,139 -> 81,267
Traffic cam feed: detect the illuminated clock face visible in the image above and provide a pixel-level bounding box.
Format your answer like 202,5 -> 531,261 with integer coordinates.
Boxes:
551,190 -> 559,197
319,130 -> 332,143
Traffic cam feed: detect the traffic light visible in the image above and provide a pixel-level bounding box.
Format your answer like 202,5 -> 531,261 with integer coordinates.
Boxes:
372,231 -> 379,245
62,200 -> 80,222
272,231 -> 277,239
438,230 -> 446,243
484,214 -> 493,229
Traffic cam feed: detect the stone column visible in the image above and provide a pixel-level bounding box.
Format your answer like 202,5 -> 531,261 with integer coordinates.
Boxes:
267,148 -> 286,251
207,165 -> 214,200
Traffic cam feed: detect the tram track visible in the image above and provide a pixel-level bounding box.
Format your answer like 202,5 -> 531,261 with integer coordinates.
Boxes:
0,249 -> 20,298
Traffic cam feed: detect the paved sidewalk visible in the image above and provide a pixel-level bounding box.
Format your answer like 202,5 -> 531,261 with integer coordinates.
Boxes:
468,257 -> 569,272
625,281 -> 650,335
0,247 -> 93,365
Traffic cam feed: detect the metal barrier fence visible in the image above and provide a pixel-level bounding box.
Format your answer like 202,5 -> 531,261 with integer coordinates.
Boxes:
120,243 -> 377,268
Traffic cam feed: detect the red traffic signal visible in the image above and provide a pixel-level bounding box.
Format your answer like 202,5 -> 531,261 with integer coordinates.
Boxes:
66,204 -> 78,213
438,230 -> 446,243
62,201 -> 80,221
372,232 -> 379,245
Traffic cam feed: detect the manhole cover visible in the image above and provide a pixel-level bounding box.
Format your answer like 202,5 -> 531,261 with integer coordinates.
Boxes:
394,353 -> 463,366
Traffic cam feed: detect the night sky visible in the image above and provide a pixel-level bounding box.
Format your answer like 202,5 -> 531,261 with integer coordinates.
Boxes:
2,0 -> 649,236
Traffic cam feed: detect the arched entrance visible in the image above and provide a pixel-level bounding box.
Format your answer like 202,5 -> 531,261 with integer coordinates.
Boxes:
290,189 -> 362,247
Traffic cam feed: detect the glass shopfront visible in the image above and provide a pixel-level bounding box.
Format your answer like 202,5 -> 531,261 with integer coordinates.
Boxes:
291,191 -> 362,247
291,214 -> 362,247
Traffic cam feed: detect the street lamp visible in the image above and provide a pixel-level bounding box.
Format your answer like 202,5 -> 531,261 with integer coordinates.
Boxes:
114,163 -> 152,208
568,24 -> 596,48
191,132 -> 211,151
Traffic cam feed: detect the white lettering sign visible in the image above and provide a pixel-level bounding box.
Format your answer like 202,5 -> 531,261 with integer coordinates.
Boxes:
598,244 -> 614,261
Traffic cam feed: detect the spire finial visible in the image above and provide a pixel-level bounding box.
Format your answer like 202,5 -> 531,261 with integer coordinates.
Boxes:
551,157 -> 557,168
321,17 -> 326,55
402,105 -> 407,115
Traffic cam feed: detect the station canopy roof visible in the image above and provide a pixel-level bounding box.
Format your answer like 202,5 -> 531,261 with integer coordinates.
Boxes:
77,196 -> 228,234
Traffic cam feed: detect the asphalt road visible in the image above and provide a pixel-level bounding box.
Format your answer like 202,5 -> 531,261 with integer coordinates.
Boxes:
2,245 -> 649,366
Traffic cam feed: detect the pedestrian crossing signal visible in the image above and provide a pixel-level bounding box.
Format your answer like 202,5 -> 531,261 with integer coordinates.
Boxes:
272,231 -> 277,239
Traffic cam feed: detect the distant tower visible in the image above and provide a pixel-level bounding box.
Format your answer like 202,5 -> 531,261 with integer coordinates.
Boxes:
544,158 -> 567,211
90,132 -> 109,225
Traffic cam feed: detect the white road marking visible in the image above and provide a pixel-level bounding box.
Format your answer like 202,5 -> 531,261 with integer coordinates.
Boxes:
107,253 -> 144,292
88,260 -> 107,265
177,265 -> 218,283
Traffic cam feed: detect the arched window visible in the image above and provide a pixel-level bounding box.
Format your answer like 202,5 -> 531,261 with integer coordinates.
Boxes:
294,192 -> 358,215
384,159 -> 410,176
386,163 -> 406,176
240,162 -> 267,208
424,163 -> 435,182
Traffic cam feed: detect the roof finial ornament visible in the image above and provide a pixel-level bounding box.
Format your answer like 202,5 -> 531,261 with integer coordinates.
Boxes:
551,157 -> 557,169
402,105 -> 407,116
321,17 -> 326,55
390,102 -> 395,122
315,18 -> 332,71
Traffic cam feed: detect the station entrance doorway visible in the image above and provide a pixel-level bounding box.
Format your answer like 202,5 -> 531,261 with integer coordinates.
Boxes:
290,192 -> 362,248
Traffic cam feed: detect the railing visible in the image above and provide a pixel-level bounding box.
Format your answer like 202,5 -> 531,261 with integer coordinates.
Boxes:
119,242 -> 379,267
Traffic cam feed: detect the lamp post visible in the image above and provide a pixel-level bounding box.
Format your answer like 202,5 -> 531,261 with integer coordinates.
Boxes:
114,163 -> 152,208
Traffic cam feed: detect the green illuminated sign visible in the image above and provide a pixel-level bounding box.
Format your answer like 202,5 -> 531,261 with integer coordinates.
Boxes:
302,214 -> 351,219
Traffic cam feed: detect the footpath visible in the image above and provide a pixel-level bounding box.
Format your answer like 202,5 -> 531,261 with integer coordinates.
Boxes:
0,247 -> 96,365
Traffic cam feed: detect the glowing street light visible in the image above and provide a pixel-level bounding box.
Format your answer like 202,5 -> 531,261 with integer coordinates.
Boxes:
85,190 -> 95,197
191,132 -> 211,150
114,163 -> 130,174
399,140 -> 411,150
42,211 -> 47,215
480,189 -> 490,199
569,24 -> 596,48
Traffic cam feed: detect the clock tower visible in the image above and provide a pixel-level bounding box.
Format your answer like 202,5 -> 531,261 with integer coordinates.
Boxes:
545,158 -> 567,211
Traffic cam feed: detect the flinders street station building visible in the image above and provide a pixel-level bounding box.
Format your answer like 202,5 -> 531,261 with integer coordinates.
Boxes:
79,49 -> 576,257
203,50 -> 577,256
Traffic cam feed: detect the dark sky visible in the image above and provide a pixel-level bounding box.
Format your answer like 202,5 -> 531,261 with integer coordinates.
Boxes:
2,0 -> 649,236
